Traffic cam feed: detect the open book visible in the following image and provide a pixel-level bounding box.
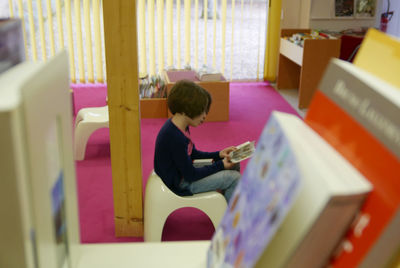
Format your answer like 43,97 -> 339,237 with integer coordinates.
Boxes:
229,141 -> 255,163
207,111 -> 372,268
193,141 -> 255,167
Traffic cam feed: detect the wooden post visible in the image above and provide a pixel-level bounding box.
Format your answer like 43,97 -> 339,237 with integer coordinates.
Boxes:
103,0 -> 143,237
263,0 -> 282,82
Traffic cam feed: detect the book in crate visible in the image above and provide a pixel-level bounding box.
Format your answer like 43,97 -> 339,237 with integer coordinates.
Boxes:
196,65 -> 223,81
207,111 -> 372,268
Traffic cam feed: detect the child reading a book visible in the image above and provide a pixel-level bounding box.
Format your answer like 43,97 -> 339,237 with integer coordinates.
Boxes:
154,80 -> 240,202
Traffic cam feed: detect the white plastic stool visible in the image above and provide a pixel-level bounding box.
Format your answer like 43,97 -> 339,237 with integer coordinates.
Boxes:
74,105 -> 109,160
144,171 -> 227,242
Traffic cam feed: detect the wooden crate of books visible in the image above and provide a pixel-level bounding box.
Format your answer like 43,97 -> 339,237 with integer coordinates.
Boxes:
139,75 -> 168,118
163,70 -> 229,122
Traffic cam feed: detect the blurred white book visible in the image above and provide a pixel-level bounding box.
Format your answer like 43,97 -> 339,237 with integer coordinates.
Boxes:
0,51 -> 80,268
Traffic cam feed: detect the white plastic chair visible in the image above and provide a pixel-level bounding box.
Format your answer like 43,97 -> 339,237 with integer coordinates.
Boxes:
144,171 -> 227,242
74,105 -> 109,160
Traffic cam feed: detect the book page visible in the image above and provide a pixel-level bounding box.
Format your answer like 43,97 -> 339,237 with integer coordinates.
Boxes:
229,141 -> 255,163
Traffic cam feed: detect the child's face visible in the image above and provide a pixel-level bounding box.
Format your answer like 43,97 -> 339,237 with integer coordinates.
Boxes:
188,111 -> 207,127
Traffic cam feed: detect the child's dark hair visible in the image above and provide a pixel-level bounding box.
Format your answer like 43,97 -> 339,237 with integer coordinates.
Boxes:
167,80 -> 212,118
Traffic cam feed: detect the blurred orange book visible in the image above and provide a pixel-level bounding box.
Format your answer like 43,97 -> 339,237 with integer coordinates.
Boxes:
305,58 -> 400,268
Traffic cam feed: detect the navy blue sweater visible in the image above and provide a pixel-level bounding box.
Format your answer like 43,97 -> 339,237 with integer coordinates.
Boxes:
154,119 -> 224,196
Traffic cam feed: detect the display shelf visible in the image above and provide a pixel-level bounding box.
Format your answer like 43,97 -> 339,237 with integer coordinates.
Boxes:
277,29 -> 341,109
280,38 -> 304,66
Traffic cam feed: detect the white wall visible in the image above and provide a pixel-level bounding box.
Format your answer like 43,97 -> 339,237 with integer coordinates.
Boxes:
281,0 -> 383,31
281,0 -> 310,29
378,0 -> 400,37
281,0 -> 301,28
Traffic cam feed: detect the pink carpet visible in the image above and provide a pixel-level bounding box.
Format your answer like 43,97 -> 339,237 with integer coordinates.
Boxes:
72,82 -> 300,243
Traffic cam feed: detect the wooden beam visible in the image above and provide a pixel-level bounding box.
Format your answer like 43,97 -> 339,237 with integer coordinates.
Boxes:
263,0 -> 282,82
103,0 -> 143,237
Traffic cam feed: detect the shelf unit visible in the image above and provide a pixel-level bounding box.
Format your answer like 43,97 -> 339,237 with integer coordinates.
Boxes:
277,29 -> 341,109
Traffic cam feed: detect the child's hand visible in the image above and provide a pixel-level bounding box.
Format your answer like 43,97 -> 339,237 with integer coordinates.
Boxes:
223,157 -> 236,169
219,146 -> 236,159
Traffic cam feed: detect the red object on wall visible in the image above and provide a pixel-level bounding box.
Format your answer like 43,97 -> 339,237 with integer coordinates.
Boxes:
381,15 -> 389,32
380,11 -> 394,33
